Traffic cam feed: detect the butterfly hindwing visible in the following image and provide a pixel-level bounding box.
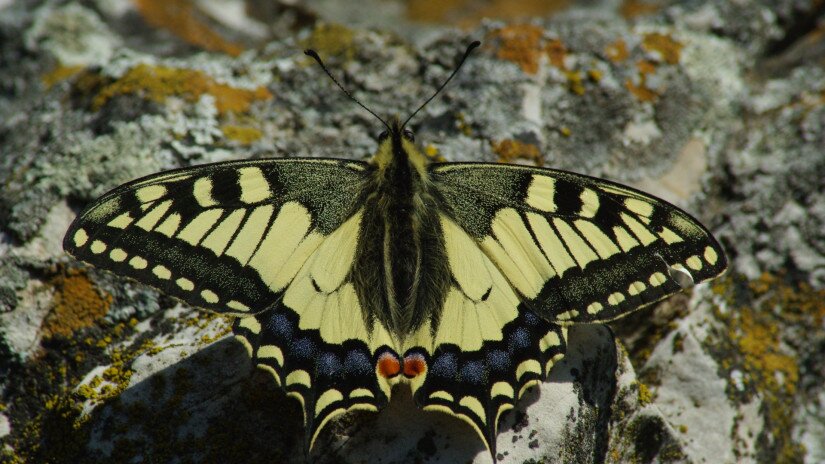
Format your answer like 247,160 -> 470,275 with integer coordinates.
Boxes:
401,215 -> 568,455
229,205 -> 401,450
64,158 -> 369,316
429,163 -> 728,324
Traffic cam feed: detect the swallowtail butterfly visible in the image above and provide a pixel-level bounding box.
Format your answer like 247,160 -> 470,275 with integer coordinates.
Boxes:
63,41 -> 727,458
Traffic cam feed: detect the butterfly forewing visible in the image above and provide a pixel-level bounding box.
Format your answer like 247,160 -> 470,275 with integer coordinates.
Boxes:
429,162 -> 728,324
64,158 -> 370,316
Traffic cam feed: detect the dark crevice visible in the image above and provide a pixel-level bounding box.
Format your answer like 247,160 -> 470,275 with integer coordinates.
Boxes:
763,3 -> 825,57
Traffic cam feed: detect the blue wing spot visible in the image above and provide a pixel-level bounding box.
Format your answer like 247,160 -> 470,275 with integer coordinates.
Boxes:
522,310 -> 540,326
291,337 -> 317,360
317,352 -> 342,378
268,313 -> 293,341
486,349 -> 510,372
343,350 -> 372,376
459,360 -> 486,385
430,352 -> 458,379
508,327 -> 531,352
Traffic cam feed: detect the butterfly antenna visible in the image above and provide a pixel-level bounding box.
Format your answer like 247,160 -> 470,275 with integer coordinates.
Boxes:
401,40 -> 481,129
304,49 -> 391,131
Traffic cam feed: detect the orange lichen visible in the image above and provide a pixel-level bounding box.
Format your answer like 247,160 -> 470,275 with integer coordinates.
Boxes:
301,23 -> 356,61
44,269 -> 112,338
625,60 -> 659,102
493,139 -> 543,165
491,24 -> 545,74
605,38 -> 630,63
642,32 -> 683,65
544,38 -> 567,68
221,125 -> 263,144
90,64 -> 271,115
42,65 -> 84,88
620,0 -> 662,18
134,0 -> 244,56
406,0 -> 570,27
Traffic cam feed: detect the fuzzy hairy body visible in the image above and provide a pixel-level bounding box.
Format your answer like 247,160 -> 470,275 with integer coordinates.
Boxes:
353,122 -> 451,339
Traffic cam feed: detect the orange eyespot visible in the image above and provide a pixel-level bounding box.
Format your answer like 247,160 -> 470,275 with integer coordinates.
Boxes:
377,352 -> 401,378
403,353 -> 427,378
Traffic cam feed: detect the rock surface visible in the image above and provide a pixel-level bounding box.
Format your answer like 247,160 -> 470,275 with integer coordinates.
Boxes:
1,0 -> 824,463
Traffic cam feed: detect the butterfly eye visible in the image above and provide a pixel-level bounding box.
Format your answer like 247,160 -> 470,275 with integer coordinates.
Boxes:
377,131 -> 389,141
402,129 -> 415,141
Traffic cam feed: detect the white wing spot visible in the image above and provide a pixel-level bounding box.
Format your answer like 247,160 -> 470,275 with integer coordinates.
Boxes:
201,289 -> 219,304
586,301 -> 603,314
152,265 -> 171,280
129,256 -> 148,269
704,246 -> 719,265
109,248 -> 127,262
649,271 -> 668,287
628,281 -> 646,296
686,255 -> 703,271
607,292 -> 625,306
556,309 -> 579,321
227,300 -> 250,312
90,240 -> 106,254
73,229 -> 89,247
176,277 -> 194,291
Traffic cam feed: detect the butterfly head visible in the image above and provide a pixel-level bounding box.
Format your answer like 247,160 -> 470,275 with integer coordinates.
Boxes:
373,116 -> 427,172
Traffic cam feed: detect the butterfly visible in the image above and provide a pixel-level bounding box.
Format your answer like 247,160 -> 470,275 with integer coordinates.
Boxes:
63,41 -> 727,459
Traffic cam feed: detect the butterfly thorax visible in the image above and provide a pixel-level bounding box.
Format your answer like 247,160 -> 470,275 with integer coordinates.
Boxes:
352,122 -> 451,340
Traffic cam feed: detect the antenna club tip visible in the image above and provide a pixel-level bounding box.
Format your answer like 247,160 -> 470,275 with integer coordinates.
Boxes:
470,40 -> 481,48
304,49 -> 319,58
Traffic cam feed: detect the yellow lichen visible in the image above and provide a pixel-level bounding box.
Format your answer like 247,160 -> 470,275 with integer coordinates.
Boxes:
301,23 -> 356,61
424,144 -> 445,162
605,38 -> 630,63
89,64 -> 272,116
44,269 -> 112,338
492,139 -> 543,165
709,273 -> 819,462
134,0 -> 244,56
221,125 -> 263,144
642,32 -> 683,65
637,382 -> 653,406
42,65 -> 84,88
